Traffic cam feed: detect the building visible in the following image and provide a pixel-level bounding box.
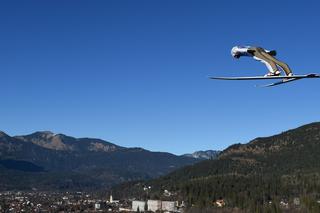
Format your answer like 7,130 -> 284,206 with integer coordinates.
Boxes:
293,198 -> 300,206
107,195 -> 119,204
95,203 -> 101,210
119,207 -> 132,212
161,201 -> 176,212
132,200 -> 180,212
147,200 -> 161,212
215,199 -> 225,207
279,199 -> 289,209
147,200 -> 178,212
132,201 -> 146,212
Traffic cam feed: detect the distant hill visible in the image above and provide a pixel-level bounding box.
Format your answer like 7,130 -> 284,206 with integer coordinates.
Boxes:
182,150 -> 220,160
113,122 -> 320,211
0,131 -> 199,191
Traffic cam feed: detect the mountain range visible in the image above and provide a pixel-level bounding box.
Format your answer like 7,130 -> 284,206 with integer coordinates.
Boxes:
0,131 -> 201,191
113,122 -> 320,211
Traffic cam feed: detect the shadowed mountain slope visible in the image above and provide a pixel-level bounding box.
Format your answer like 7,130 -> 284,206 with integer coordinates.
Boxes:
0,131 -> 199,190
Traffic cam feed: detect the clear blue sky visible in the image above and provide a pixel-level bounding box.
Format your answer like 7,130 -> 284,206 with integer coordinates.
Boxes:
1,0 -> 320,155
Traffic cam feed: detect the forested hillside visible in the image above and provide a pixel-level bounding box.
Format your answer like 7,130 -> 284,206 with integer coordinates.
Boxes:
114,122 -> 320,212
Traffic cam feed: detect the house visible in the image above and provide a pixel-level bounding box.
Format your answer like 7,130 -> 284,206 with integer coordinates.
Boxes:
132,201 -> 146,212
279,199 -> 289,208
95,203 -> 101,210
147,200 -> 161,212
161,201 -> 176,212
214,199 -> 225,207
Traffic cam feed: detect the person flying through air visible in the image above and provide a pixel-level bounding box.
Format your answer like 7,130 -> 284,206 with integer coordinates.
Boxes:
231,46 -> 293,77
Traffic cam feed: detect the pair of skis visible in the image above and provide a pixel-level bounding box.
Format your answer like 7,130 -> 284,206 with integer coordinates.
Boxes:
210,73 -> 320,87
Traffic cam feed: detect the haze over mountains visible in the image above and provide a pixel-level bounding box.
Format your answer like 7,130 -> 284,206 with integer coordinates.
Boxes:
0,131 -> 201,190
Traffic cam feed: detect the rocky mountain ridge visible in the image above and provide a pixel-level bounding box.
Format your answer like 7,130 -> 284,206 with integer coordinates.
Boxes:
182,150 -> 220,160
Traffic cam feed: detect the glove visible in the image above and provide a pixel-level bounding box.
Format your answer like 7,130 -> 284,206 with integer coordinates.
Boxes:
269,50 -> 277,56
247,49 -> 255,55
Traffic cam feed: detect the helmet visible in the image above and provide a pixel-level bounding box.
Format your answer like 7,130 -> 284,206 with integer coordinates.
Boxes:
231,46 -> 240,58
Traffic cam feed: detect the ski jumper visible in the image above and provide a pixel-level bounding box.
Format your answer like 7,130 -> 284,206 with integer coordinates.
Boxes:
231,46 -> 293,76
